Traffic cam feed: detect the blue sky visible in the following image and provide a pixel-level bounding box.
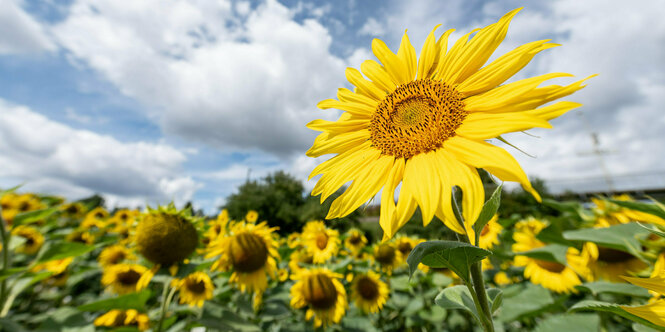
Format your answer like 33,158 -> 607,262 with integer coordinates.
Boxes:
1,0 -> 664,212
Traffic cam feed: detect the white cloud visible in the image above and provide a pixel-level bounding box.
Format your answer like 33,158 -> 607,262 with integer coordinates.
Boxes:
0,99 -> 200,207
0,0 -> 56,54
358,17 -> 385,37
52,0 -> 346,158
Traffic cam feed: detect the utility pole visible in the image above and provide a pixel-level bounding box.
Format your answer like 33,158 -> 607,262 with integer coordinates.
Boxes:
577,112 -> 615,194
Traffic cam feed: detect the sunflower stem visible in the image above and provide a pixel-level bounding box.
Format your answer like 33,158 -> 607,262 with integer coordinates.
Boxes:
156,278 -> 174,332
0,208 -> 10,312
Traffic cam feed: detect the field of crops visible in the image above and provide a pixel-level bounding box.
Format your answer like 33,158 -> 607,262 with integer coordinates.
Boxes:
0,189 -> 664,331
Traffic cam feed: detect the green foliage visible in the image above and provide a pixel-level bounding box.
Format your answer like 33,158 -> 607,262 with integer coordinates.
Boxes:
407,240 -> 490,282
77,290 -> 152,311
569,300 -> 665,331
434,285 -> 503,325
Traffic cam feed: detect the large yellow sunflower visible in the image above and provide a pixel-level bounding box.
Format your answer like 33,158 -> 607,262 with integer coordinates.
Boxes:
351,270 -> 390,314
478,214 -> 502,250
290,268 -> 347,328
302,220 -> 340,263
571,242 -> 647,283
306,8 -> 591,240
512,218 -> 583,293
206,221 -> 279,294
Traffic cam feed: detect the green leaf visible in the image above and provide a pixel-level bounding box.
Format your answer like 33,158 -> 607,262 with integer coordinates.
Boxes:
533,313 -> 600,332
12,207 -> 59,226
637,222 -> 665,238
516,244 -> 569,264
543,199 -> 594,222
563,222 -> 646,253
0,267 -> 27,282
473,184 -> 502,246
569,300 -> 665,331
0,184 -> 23,197
390,275 -> 413,292
434,285 -> 502,325
77,290 -> 152,312
0,318 -> 28,332
199,306 -> 261,332
407,240 -> 490,282
575,281 -> 650,297
418,306 -> 447,322
497,284 -> 554,322
37,241 -> 95,263
610,199 -> 665,220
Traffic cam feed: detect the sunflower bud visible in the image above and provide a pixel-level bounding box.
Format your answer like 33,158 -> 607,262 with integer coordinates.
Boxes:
135,206 -> 198,265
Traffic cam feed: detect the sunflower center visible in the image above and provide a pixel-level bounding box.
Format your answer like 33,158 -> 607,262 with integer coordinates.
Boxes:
348,235 -> 361,245
19,202 -> 30,212
186,279 -> 207,294
481,224 -> 491,236
315,233 -> 329,250
397,242 -> 413,256
25,236 -> 35,246
110,251 -> 126,265
375,244 -> 396,265
304,274 -> 338,310
370,79 -> 466,159
534,259 -> 566,273
230,232 -> 268,273
356,276 -> 379,300
117,270 -> 141,286
112,312 -> 128,326
597,247 -> 634,263
66,205 -> 79,214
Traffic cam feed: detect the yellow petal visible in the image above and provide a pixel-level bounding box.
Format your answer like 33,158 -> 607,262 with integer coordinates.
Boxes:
372,38 -> 409,84
458,40 -> 559,96
306,129 -> 370,157
510,75 -> 595,112
440,8 -> 522,84
623,276 -> 665,296
390,181 -> 418,241
327,155 -> 394,219
337,88 -> 379,108
456,112 -> 552,139
317,99 -> 375,117
345,67 -> 386,100
523,101 -> 582,121
379,158 -> 405,240
431,29 -> 455,77
306,118 -> 369,134
397,30 -> 417,82
417,24 -> 442,79
432,150 -> 464,234
403,151 -> 441,226
312,147 -> 380,202
464,72 -> 574,112
443,151 -> 485,238
445,136 -> 540,201
360,60 -> 397,92
620,300 -> 665,327
309,141 -> 372,180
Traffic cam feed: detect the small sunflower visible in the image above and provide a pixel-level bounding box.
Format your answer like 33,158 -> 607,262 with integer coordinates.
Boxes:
287,232 -> 301,249
108,209 -> 139,228
206,221 -> 279,294
478,214 -> 503,250
60,202 -> 86,218
572,242 -> 647,283
593,195 -> 665,227
351,271 -> 390,314
82,207 -> 110,229
135,205 -> 198,266
176,272 -> 214,307
98,245 -> 135,267
289,248 -> 315,273
1,193 -> 44,224
101,263 -> 149,295
245,210 -> 259,223
94,309 -> 149,331
11,225 -> 44,255
290,268 -> 347,328
344,228 -> 368,256
66,229 -> 96,244
306,8 -> 592,241
512,218 -> 583,293
302,220 -> 340,264
372,242 -> 402,275
32,258 -> 73,287
394,234 -> 423,260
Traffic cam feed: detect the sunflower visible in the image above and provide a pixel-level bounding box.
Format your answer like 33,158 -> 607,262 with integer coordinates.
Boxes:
108,209 -> 139,228
593,195 -> 665,227
344,228 -> 368,256
66,229 -> 96,244
478,214 -> 502,250
98,245 -> 135,267
1,193 -> 44,224
94,309 -> 149,331
306,8 -> 591,241
82,207 -> 110,229
206,221 -> 279,294
287,232 -> 301,249
372,242 -> 402,274
60,202 -> 86,218
245,210 -> 259,223
394,234 -> 424,260
101,263 -> 149,295
572,242 -> 647,283
32,258 -> 73,287
176,272 -> 214,307
289,248 -> 315,273
302,220 -> 340,263
11,225 -> 44,255
512,218 -> 583,293
351,271 -> 390,314
290,268 -> 347,327
135,205 -> 198,266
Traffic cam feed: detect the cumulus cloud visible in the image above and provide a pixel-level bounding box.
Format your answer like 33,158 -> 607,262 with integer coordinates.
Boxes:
0,99 -> 200,207
0,0 -> 56,54
52,0 -> 347,158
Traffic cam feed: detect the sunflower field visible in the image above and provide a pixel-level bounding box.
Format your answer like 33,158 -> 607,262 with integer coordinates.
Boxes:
0,187 -> 665,332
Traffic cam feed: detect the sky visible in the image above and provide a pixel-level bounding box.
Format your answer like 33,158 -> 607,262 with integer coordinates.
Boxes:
1,0 -> 664,213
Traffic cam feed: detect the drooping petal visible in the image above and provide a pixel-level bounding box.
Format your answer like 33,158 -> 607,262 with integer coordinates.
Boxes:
309,141 -> 372,180
397,31 -> 417,82
306,130 -> 370,157
456,112 -> 552,140
345,67 -> 386,100
390,183 -> 418,241
464,72 -> 574,112
433,150 -> 464,234
443,150 -> 485,238
439,8 -> 522,84
445,136 -> 540,201
361,60 -> 397,92
327,155 -> 395,219
311,146 -> 379,202
403,151 -> 441,226
458,40 -> 559,96
379,158 -> 405,240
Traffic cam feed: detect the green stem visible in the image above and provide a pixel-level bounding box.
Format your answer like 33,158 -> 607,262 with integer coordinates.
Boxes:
0,208 -> 10,310
464,280 -> 493,331
156,279 -> 175,332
